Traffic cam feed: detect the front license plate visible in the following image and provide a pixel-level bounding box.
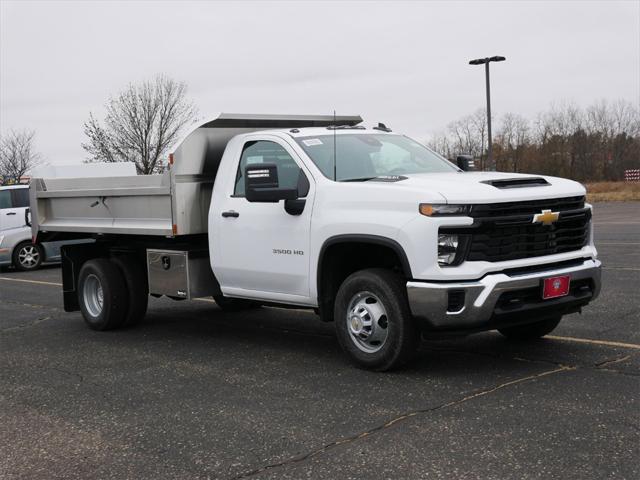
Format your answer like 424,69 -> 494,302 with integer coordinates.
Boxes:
542,275 -> 571,299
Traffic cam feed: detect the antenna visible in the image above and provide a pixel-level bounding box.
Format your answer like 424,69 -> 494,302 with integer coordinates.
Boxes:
333,109 -> 337,181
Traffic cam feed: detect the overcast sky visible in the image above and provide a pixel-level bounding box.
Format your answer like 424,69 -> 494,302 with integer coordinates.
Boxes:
1,0 -> 639,166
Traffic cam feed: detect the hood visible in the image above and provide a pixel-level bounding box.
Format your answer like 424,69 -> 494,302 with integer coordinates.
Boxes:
392,171 -> 586,204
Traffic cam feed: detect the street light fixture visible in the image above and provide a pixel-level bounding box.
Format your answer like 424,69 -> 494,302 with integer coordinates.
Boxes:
469,55 -> 506,170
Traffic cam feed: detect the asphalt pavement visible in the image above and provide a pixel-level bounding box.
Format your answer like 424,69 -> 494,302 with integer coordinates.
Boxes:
1,202 -> 638,479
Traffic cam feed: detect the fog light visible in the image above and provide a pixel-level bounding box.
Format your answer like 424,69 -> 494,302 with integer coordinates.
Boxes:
438,234 -> 459,265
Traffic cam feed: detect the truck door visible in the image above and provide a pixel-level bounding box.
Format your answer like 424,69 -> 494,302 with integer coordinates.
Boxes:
0,188 -> 27,231
212,137 -> 314,300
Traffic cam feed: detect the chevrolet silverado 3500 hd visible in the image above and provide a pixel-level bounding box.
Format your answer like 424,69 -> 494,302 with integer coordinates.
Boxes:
30,113 -> 601,370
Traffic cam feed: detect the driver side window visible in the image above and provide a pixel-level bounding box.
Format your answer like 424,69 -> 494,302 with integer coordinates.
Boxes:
234,140 -> 303,196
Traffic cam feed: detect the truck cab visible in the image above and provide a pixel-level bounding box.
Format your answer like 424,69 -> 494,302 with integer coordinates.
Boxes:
30,114 -> 601,370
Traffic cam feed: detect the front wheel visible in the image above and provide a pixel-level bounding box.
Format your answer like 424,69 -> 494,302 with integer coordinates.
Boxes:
13,242 -> 43,271
334,268 -> 418,371
498,316 -> 562,341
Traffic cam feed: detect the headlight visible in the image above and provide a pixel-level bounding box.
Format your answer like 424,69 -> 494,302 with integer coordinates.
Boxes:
438,234 -> 459,265
419,204 -> 470,216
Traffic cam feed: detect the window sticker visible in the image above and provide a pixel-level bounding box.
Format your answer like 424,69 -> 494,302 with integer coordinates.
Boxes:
302,138 -> 323,147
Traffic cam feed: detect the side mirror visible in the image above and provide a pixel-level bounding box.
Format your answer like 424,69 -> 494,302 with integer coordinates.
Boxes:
245,163 -> 298,202
456,155 -> 475,171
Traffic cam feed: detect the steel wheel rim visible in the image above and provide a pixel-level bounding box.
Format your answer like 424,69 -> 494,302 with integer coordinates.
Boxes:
346,291 -> 389,353
18,245 -> 40,268
83,274 -> 104,318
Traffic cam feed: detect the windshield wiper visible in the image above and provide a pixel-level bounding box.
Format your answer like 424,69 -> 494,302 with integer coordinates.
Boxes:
339,177 -> 378,182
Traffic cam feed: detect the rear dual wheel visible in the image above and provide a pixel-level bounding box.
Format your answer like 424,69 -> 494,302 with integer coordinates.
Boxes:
78,257 -> 148,331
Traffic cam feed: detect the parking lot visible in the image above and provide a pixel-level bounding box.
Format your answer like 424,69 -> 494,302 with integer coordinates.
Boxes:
0,202 -> 638,480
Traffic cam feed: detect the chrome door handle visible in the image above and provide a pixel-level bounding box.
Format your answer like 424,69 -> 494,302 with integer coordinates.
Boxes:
221,210 -> 239,218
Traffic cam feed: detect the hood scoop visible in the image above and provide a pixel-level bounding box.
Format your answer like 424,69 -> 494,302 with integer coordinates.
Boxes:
481,177 -> 550,189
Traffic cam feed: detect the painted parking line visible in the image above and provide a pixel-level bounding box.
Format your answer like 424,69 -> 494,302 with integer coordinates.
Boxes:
0,277 -> 312,312
546,335 -> 640,350
2,276 -> 639,349
598,242 -> 640,245
594,222 -> 640,225
0,277 -> 62,286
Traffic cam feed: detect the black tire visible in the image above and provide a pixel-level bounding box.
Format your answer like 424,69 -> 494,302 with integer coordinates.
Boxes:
111,256 -> 148,327
498,316 -> 562,341
12,241 -> 44,271
213,295 -> 260,311
78,258 -> 129,331
334,268 -> 418,371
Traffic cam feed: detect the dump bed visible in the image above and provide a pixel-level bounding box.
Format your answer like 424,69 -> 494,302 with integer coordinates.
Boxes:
31,113 -> 361,238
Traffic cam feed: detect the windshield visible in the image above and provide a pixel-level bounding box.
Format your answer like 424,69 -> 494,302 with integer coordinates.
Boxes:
294,133 -> 458,181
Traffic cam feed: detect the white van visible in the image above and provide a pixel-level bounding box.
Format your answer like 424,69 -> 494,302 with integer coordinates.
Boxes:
0,185 -> 30,231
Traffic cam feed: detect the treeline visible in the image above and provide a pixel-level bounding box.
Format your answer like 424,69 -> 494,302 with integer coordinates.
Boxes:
428,99 -> 640,181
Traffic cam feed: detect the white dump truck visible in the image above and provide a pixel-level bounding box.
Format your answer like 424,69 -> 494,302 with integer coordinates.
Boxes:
30,114 -> 601,370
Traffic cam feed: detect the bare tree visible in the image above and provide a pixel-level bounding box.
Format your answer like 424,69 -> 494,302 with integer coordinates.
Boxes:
427,132 -> 454,160
82,75 -> 198,174
496,113 -> 529,172
0,129 -> 41,183
443,109 -> 488,168
425,98 -> 639,180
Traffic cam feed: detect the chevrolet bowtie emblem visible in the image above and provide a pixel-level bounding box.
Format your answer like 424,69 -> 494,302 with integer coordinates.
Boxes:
532,209 -> 559,226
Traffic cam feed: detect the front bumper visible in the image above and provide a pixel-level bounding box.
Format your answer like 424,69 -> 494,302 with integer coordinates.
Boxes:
407,258 -> 601,331
0,248 -> 11,266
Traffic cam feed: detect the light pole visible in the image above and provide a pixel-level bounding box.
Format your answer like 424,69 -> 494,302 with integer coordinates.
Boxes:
469,56 -> 505,170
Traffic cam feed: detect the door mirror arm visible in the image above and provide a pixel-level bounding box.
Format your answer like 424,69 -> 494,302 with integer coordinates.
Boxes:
285,169 -> 310,215
284,198 -> 306,216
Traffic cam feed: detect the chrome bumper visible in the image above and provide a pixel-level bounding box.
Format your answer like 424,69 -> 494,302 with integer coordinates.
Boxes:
407,259 -> 601,330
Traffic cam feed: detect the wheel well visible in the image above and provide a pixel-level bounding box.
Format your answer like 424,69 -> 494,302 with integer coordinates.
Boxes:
317,237 -> 411,322
60,241 -> 147,312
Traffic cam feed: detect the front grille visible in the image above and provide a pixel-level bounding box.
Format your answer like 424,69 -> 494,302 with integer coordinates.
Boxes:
469,196 -> 585,219
444,197 -> 590,263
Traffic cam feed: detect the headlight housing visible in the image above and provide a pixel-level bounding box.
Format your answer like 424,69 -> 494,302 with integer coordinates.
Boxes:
419,204 -> 470,216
